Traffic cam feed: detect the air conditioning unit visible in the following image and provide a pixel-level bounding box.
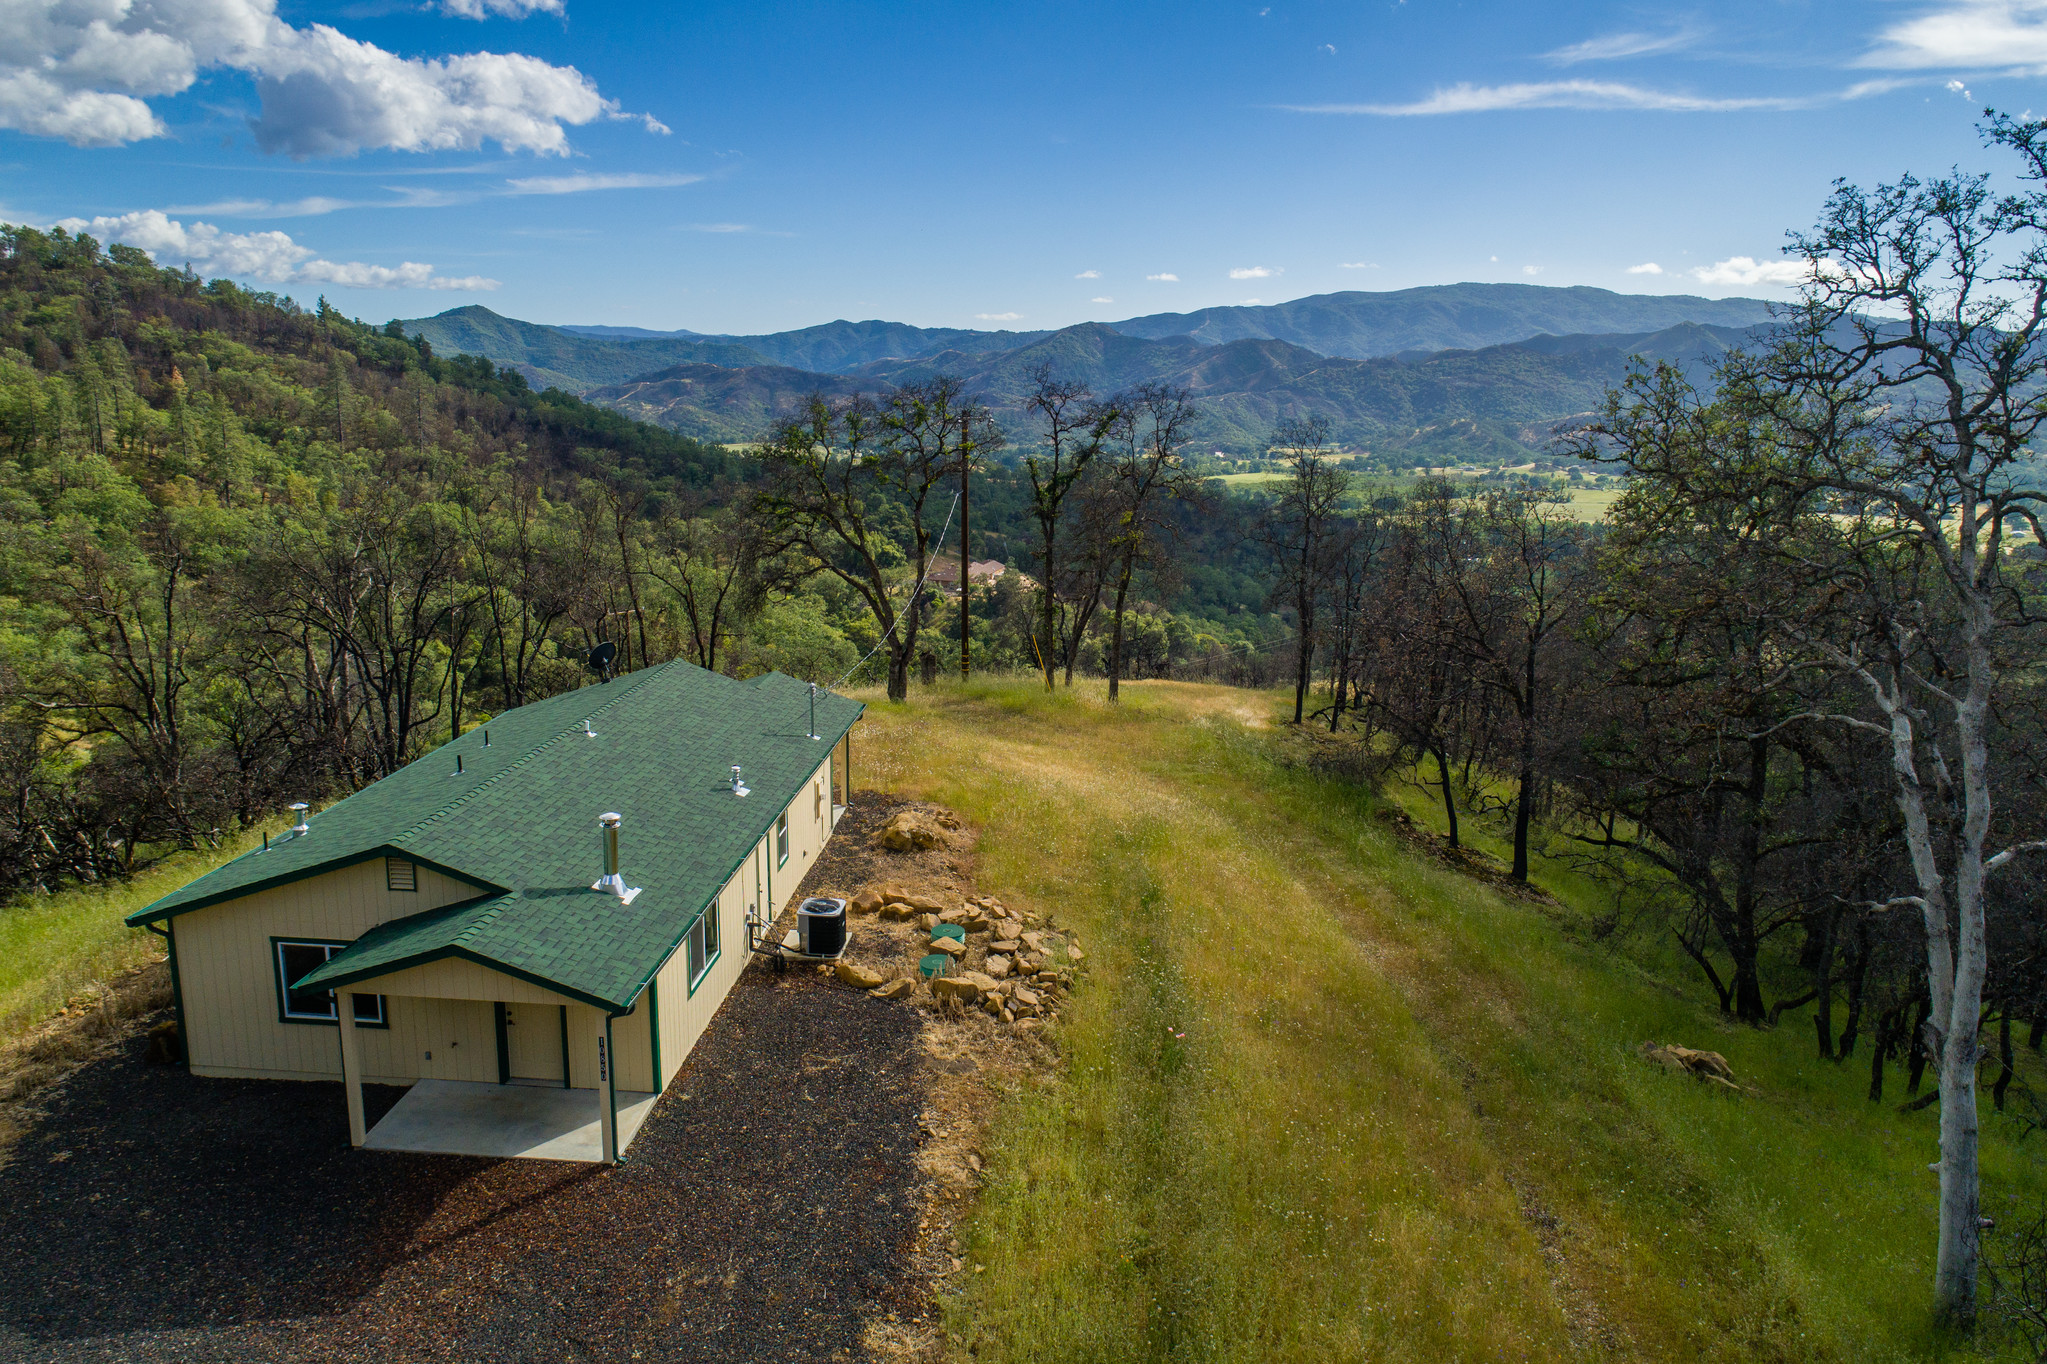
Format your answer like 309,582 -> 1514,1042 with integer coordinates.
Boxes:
797,896 -> 847,957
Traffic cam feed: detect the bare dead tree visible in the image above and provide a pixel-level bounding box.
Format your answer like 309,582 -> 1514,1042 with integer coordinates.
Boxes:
1258,413 -> 1352,724
1102,382 -> 1206,701
1022,364 -> 1122,691
1584,114 -> 2047,1322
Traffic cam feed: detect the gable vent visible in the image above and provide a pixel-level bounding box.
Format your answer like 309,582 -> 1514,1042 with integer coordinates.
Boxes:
386,858 -> 417,892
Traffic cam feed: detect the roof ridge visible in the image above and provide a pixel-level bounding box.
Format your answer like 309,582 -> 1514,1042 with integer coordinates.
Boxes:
452,895 -> 514,947
390,664 -> 677,852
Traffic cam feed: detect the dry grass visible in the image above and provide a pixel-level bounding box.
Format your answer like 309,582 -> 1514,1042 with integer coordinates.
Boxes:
860,679 -> 1568,1362
0,824 -> 283,1047
0,958 -> 171,1168
850,675 -> 2039,1363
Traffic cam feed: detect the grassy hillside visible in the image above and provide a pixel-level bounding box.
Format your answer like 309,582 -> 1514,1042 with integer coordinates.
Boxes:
0,825 -> 277,1043
3,673 -> 2014,1356
858,679 -> 2040,1361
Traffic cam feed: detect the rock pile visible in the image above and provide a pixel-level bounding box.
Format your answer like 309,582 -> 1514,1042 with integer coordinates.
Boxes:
834,884 -> 1085,1030
1642,1043 -> 1741,1091
867,808 -> 959,852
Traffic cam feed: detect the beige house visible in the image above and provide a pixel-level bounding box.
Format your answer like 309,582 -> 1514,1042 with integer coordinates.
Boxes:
129,662 -> 862,1164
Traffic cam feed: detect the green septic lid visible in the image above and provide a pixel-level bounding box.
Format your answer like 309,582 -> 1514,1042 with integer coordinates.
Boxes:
919,953 -> 953,978
931,923 -> 967,943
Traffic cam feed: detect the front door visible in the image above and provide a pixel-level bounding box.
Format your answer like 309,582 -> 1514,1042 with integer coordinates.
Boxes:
504,1002 -> 567,1084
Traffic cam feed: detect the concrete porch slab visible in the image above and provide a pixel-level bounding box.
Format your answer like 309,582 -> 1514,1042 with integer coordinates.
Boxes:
363,1079 -> 658,1163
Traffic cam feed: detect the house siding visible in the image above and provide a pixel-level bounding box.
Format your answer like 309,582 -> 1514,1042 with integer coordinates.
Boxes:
173,859 -> 492,1083
174,748 -> 837,1094
653,750 -> 834,1089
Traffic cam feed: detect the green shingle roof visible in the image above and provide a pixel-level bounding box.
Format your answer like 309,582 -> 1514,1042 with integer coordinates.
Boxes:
128,662 -> 862,1011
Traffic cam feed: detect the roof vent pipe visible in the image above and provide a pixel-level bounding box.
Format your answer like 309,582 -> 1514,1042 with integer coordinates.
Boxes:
592,812 -> 641,905
288,802 -> 310,836
730,765 -> 750,798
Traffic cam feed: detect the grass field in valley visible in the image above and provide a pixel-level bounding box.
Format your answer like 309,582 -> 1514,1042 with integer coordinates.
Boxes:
858,678 -> 2046,1363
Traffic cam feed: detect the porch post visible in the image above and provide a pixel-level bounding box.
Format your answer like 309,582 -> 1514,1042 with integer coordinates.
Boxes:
336,990 -> 366,1147
597,1009 -> 618,1165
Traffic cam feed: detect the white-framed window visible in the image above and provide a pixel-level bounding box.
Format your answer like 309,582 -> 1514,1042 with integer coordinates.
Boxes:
776,811 -> 790,866
386,857 -> 416,892
273,939 -> 386,1027
686,900 -> 721,992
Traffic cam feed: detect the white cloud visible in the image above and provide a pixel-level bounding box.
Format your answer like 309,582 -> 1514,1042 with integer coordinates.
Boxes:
976,311 -> 1022,321
1091,296 -> 1113,303
504,172 -> 701,194
440,0 -> 563,16
1626,261 -> 1665,275
1286,79 -> 1908,117
684,222 -> 752,233
171,175 -> 695,220
1320,43 -> 1336,54
1948,78 -> 1976,98
57,209 -> 498,290
1147,272 -> 1179,281
0,0 -> 660,156
1229,265 -> 1277,279
1543,29 -> 1696,64
1865,0 -> 2047,70
1339,261 -> 1379,269
1690,255 -> 1815,286
168,196 -> 360,217
1075,269 -> 1101,278
1522,264 -> 1542,275
1239,298 -> 1263,305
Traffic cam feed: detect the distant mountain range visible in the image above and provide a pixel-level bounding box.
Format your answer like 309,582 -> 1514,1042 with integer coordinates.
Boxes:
1103,284 -> 1775,356
398,284 -> 1781,456
589,320 -> 1759,454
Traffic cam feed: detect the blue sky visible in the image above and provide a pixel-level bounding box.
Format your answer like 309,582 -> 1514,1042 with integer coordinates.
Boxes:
6,0 -> 2043,333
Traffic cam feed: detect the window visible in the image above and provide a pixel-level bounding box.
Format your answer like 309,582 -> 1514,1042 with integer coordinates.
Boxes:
686,900 -> 720,991
776,811 -> 790,866
273,940 -> 386,1027
386,857 -> 416,892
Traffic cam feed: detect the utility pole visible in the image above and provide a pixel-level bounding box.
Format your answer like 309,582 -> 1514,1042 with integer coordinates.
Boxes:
960,408 -> 972,680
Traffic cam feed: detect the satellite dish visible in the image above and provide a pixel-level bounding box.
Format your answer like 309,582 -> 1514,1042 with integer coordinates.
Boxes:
589,640 -> 618,681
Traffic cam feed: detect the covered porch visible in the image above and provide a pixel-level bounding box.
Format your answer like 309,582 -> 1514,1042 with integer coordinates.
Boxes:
364,1079 -> 658,1162
316,952 -> 658,1165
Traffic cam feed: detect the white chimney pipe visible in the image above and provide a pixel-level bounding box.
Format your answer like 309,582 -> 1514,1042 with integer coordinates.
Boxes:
591,812 -> 640,904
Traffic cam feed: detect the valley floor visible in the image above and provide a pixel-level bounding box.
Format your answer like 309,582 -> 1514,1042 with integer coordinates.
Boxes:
863,678 -> 2040,1363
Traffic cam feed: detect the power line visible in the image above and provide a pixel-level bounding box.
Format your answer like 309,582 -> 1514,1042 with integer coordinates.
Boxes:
824,489 -> 962,694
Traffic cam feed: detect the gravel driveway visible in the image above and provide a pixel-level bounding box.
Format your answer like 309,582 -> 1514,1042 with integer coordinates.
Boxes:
0,963 -> 926,1363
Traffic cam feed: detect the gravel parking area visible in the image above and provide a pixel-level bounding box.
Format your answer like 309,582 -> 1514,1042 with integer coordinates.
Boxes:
0,956 -> 926,1362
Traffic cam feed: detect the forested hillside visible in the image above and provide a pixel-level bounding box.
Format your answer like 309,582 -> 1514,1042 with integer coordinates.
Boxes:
1105,282 -> 1777,354
590,319 -> 1754,453
0,225 -> 1279,901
